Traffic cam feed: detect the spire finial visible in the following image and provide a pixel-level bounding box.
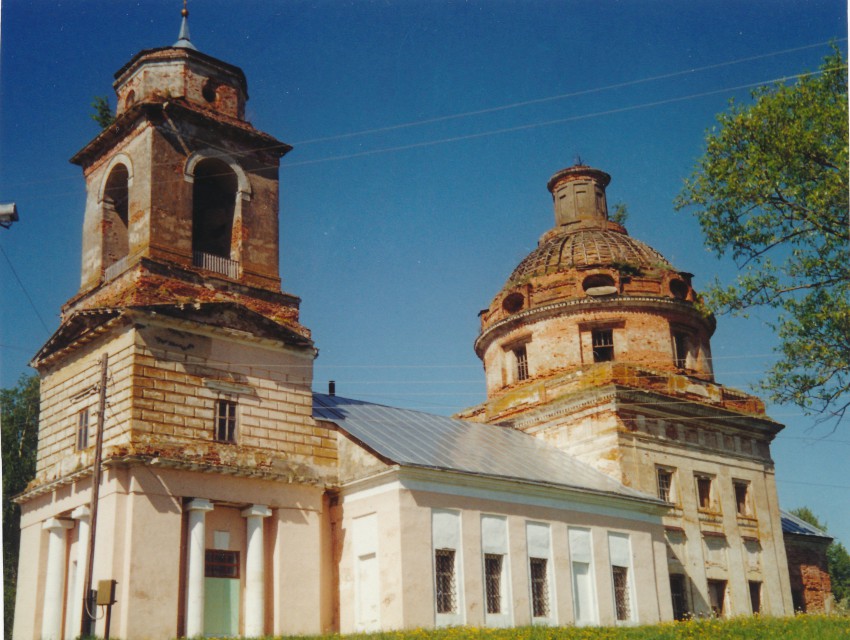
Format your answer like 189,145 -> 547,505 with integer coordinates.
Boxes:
174,0 -> 197,50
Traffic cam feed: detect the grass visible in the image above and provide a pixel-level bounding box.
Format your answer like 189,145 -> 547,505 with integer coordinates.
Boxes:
217,615 -> 850,640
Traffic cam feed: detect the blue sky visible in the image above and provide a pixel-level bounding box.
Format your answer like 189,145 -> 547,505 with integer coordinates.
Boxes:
1,1 -> 848,546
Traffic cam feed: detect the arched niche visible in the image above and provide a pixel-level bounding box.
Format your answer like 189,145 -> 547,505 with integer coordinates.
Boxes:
100,161 -> 131,275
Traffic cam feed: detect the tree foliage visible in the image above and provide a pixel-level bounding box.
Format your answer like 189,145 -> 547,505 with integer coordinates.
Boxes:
676,49 -> 849,425
1,374 -> 39,640
790,507 -> 850,605
91,95 -> 115,129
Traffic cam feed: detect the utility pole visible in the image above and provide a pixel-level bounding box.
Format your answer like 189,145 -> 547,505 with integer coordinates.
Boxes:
81,354 -> 108,636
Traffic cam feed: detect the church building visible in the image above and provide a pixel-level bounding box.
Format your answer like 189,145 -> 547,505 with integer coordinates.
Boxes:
13,12 -> 826,640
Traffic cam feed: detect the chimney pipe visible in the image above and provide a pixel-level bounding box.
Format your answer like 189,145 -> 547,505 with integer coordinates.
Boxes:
328,380 -> 336,396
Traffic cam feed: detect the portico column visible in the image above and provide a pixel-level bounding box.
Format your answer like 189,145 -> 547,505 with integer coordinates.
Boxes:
185,498 -> 214,638
41,518 -> 73,640
67,506 -> 91,640
241,504 -> 271,637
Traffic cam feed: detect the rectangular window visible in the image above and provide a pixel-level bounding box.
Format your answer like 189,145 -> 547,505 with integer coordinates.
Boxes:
608,532 -> 633,623
569,527 -> 597,626
529,558 -> 549,618
672,332 -> 688,368
514,345 -> 529,381
484,554 -> 503,614
205,549 -> 240,578
592,329 -> 614,362
612,566 -> 630,621
708,579 -> 727,617
749,581 -> 761,614
76,408 -> 90,450
481,514 -> 510,625
656,467 -> 673,503
669,574 -> 688,621
734,481 -> 750,516
215,399 -> 237,443
696,475 -> 713,511
435,549 -> 457,614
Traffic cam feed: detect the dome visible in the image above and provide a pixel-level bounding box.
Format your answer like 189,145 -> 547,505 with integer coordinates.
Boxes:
507,226 -> 671,286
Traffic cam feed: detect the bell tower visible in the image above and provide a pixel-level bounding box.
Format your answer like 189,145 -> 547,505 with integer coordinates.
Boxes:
66,7 -> 300,330
18,12 -> 337,640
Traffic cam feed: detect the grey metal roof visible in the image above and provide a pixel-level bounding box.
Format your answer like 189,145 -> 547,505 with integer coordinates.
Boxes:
781,510 -> 833,539
314,393 -> 654,502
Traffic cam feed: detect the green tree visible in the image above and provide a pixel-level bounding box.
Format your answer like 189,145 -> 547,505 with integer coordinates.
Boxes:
1,374 -> 39,639
676,49 -> 849,425
790,507 -> 850,605
91,95 -> 115,129
610,202 -> 629,226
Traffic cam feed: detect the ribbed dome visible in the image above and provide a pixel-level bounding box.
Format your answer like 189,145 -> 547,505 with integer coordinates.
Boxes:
507,226 -> 670,285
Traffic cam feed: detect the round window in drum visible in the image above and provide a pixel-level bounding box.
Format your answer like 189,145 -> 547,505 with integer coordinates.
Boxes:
502,292 -> 525,313
582,274 -> 617,297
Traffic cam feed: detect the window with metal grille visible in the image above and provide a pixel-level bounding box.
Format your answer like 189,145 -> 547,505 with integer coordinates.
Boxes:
612,566 -> 630,621
696,475 -> 713,511
205,549 -> 240,578
734,481 -> 750,516
673,332 -> 688,368
484,554 -> 503,614
529,557 -> 549,618
434,549 -> 457,614
514,345 -> 529,381
749,581 -> 761,614
656,467 -> 673,503
76,408 -> 90,451
669,574 -> 688,621
591,329 -> 614,362
215,399 -> 237,443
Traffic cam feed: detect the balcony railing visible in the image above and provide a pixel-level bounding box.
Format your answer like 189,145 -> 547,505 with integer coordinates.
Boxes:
193,251 -> 239,279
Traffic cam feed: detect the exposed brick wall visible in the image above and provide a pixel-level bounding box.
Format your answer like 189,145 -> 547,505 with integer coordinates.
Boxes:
785,535 -> 833,612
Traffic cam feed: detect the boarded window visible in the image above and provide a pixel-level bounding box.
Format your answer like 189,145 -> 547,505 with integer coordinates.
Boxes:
529,557 -> 549,618
592,329 -> 614,362
215,399 -> 237,443
485,554 -> 503,614
435,549 -> 457,614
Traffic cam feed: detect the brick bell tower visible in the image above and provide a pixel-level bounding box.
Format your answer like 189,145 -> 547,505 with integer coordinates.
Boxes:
16,9 -> 336,640
459,164 -> 793,619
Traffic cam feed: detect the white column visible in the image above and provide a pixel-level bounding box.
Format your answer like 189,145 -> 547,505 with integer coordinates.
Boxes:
66,506 -> 91,640
241,504 -> 272,637
41,518 -> 74,640
185,498 -> 214,638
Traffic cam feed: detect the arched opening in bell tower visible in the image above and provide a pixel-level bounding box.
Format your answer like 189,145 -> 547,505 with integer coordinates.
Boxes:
102,163 -> 130,276
192,158 -> 238,264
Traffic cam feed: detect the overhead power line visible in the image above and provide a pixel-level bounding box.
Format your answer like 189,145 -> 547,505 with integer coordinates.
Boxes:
0,243 -> 51,335
291,39 -> 845,146
2,39 -> 844,192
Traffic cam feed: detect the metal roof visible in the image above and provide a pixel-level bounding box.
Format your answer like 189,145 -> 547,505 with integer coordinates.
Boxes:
314,393 -> 655,502
781,510 -> 833,539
